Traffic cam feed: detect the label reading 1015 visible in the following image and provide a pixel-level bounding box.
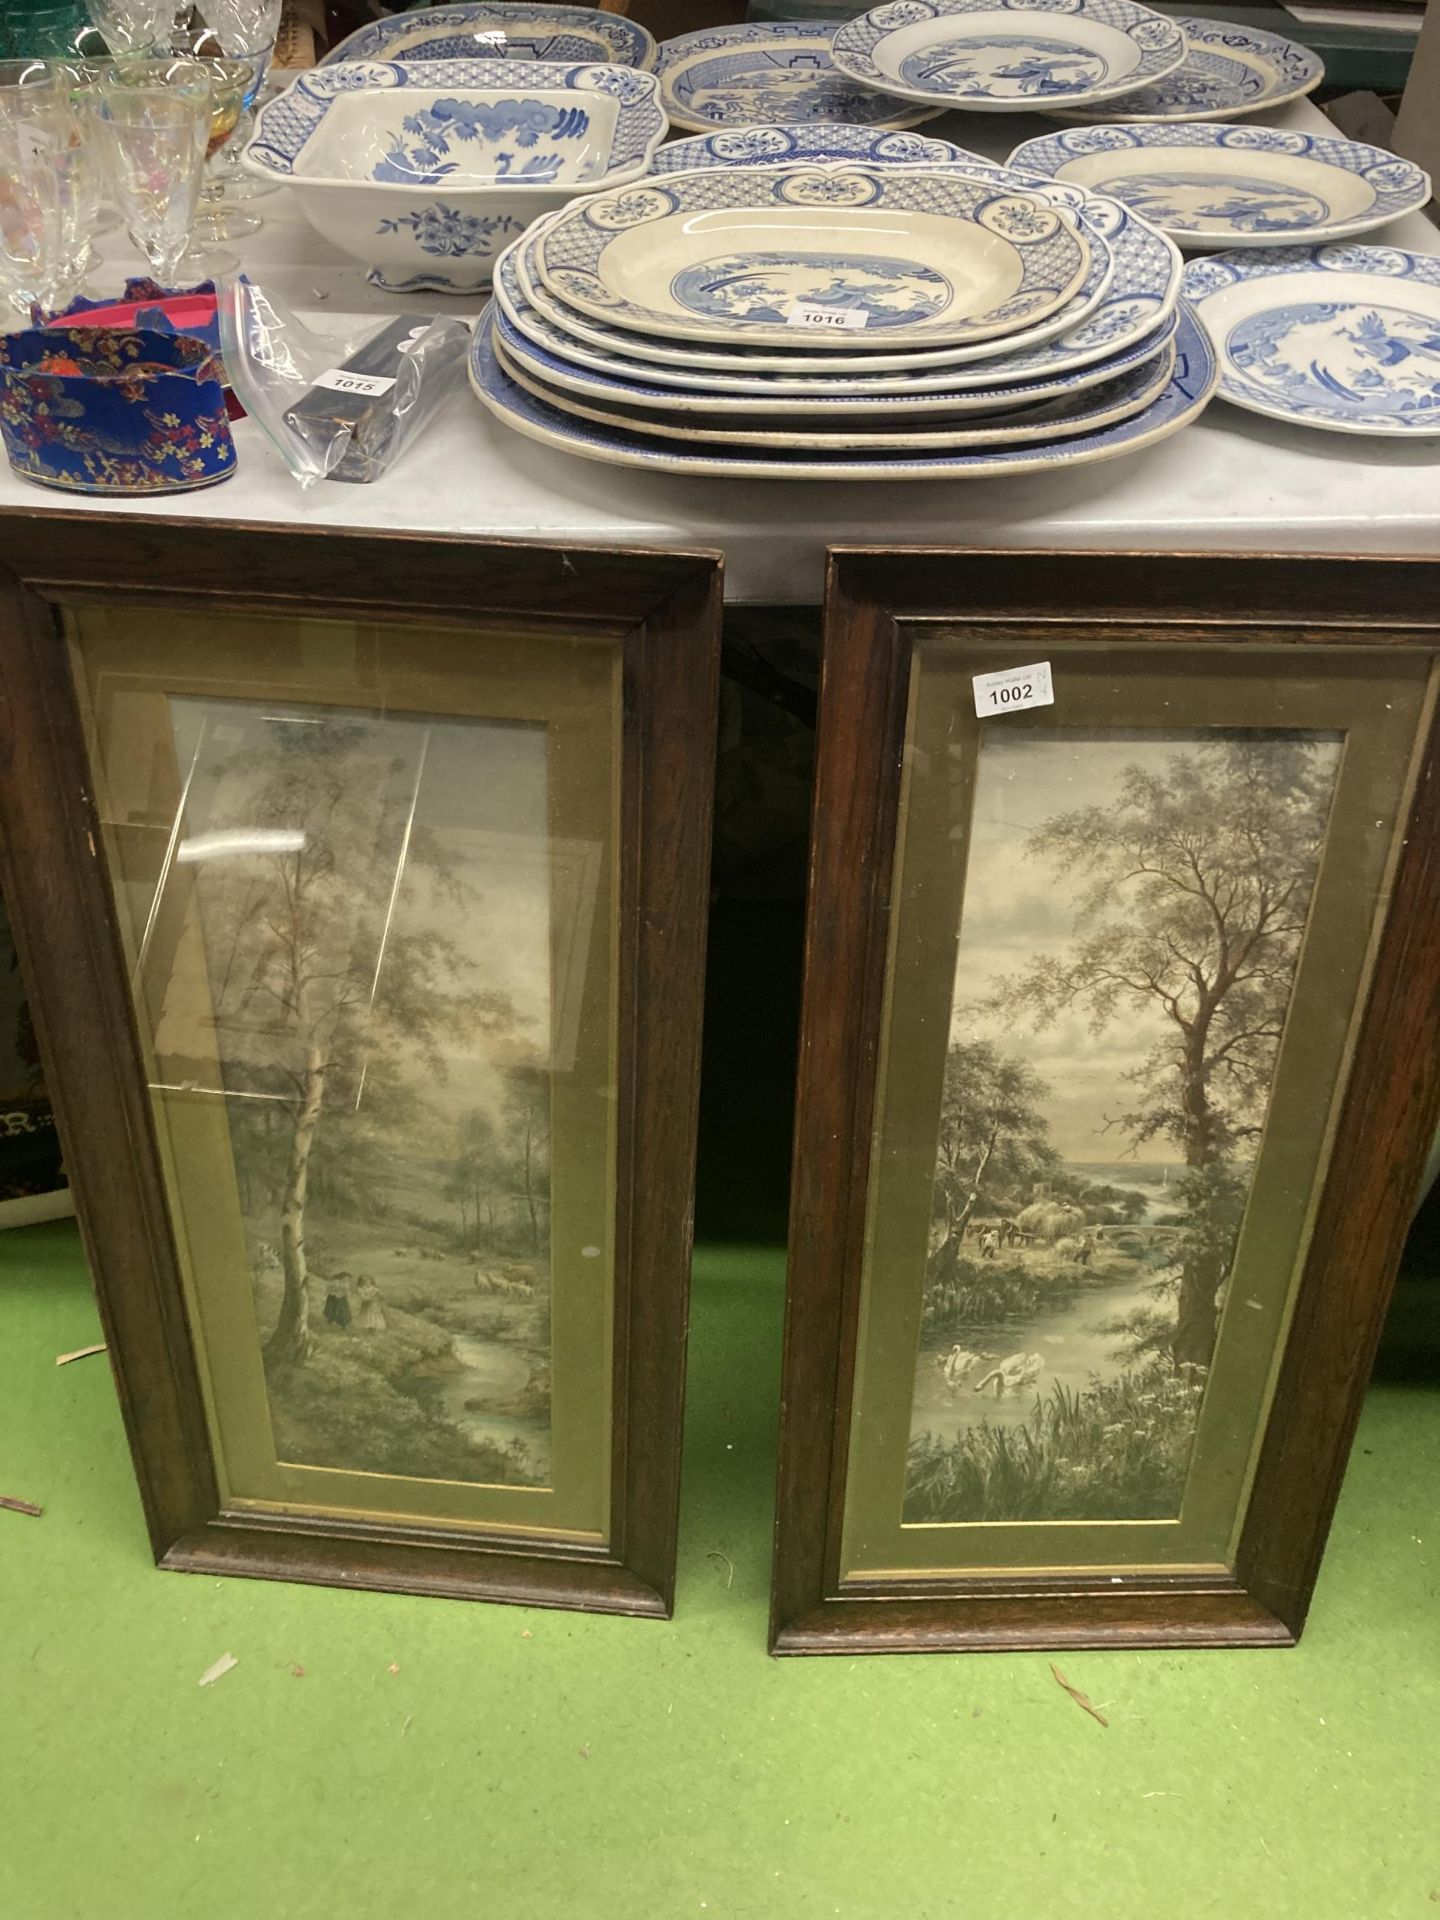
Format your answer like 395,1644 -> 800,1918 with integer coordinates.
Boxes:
972,660 -> 1054,718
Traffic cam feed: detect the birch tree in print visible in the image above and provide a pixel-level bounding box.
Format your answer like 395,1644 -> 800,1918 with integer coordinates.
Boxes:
985,738 -> 1336,1366
189,716 -> 520,1367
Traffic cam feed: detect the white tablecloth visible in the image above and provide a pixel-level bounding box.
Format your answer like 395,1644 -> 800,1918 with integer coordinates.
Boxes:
1,98 -> 1436,602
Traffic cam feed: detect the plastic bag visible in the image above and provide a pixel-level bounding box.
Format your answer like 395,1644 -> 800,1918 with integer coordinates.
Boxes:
216,274 -> 472,487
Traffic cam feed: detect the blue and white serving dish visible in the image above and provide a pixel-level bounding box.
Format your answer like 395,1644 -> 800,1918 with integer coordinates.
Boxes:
468,296 -> 1217,478
511,166 -> 1153,376
243,60 -> 667,292
648,120 -> 981,173
655,22 -> 942,135
1183,245 -> 1440,436
830,0 -> 1188,112
320,3 -> 657,72
1007,124 -> 1432,249
1057,16 -> 1322,122
530,165 -> 1094,350
493,302 -> 1176,442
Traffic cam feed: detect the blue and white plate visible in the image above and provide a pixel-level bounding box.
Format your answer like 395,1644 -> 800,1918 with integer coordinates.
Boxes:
320,3 -> 657,71
468,297 -> 1217,479
830,0 -> 1187,113
509,167 -> 1167,379
648,120 -> 983,174
493,309 -> 1177,443
533,164 -> 1095,350
655,22 -> 942,135
494,239 -> 1174,412
1183,245 -> 1440,437
1008,124 -> 1432,248
1057,17 -> 1322,122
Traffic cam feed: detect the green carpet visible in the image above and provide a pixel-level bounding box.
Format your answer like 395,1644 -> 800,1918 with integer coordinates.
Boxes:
1,1221 -> 1436,1919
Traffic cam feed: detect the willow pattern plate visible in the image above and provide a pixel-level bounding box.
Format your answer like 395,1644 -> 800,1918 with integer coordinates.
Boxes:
532,165 -> 1093,350
493,320 -> 1176,446
320,2 -> 657,71
647,120 -> 983,174
493,240 -> 1175,413
1183,244 -> 1440,436
1008,124 -> 1432,248
655,21 -> 943,134
468,297 -> 1218,479
509,169 -> 1163,380
830,0 -> 1187,112
1056,16 -> 1322,122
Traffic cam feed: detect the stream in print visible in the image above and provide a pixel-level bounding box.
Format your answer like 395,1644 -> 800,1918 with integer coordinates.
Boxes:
904,729 -> 1342,1526
155,698 -> 559,1489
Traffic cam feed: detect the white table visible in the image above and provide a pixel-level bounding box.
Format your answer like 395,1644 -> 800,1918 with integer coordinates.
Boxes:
2,99 -> 1436,602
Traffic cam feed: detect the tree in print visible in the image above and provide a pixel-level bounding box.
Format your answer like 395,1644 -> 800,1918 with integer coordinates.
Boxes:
986,737 -> 1336,1366
929,1039 -> 1054,1276
192,717 -> 522,1367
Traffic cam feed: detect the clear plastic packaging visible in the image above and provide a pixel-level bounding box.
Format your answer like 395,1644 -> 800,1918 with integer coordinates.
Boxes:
216,274 -> 472,487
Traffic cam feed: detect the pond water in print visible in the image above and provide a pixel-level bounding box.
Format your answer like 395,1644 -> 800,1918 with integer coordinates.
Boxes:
436,1332 -> 552,1478
910,1267 -> 1163,1439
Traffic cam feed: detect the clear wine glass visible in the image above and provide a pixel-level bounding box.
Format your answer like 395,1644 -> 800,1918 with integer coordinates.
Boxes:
171,22 -> 266,241
94,53 -> 210,284
196,0 -> 279,202
83,0 -> 177,52
0,78 -> 91,317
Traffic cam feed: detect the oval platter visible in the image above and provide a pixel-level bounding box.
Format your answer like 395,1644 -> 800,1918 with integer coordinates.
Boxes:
468,296 -> 1219,479
530,165 -> 1096,351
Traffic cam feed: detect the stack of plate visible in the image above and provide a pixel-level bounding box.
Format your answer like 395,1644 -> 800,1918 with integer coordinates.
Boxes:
469,126 -> 1217,480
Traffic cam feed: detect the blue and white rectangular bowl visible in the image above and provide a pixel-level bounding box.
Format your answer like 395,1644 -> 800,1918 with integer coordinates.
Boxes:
242,59 -> 668,294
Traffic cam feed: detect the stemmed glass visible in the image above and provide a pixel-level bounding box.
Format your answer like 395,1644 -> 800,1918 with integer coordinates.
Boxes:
171,22 -> 268,242
93,54 -> 211,284
83,0 -> 177,52
197,0 -> 280,212
0,61 -> 92,316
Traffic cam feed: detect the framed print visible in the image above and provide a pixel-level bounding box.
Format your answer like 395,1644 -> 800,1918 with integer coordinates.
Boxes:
772,548 -> 1440,1654
0,515 -> 721,1616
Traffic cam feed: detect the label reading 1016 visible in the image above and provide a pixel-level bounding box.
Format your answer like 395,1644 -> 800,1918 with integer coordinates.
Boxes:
785,302 -> 868,332
972,660 -> 1054,718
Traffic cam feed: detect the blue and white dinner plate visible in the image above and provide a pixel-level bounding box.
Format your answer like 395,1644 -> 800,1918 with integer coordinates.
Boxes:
532,165 -> 1095,350
320,2 -> 657,70
507,168 -> 1169,381
468,297 -> 1218,479
1183,245 -> 1440,436
492,316 -> 1177,446
1057,16 -> 1322,122
830,0 -> 1188,113
1008,124 -> 1432,248
648,120 -> 983,174
494,241 -> 1175,412
655,22 -> 943,134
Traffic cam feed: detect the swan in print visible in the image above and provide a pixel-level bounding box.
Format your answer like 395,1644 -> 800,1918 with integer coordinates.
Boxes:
972,1351 -> 1045,1396
937,1344 -> 985,1389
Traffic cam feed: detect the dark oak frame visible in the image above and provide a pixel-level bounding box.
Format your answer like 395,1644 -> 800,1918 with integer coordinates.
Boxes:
771,547 -> 1440,1656
0,509 -> 722,1619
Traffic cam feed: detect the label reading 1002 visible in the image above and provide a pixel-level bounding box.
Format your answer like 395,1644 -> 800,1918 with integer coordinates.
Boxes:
971,660 -> 1054,718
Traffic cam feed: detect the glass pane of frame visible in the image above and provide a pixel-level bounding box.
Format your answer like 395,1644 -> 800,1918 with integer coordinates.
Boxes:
67,605 -> 619,1546
840,639 -> 1432,1583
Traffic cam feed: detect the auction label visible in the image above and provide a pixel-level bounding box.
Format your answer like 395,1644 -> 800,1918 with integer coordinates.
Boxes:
972,660 -> 1054,717
785,303 -> 868,332
312,367 -> 397,398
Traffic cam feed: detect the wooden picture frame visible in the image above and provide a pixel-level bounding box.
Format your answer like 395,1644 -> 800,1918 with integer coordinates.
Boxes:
772,547 -> 1440,1655
0,512 -> 722,1617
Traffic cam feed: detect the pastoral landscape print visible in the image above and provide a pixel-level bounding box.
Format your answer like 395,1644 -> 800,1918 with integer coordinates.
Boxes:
158,698 -> 559,1491
904,729 -> 1341,1526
